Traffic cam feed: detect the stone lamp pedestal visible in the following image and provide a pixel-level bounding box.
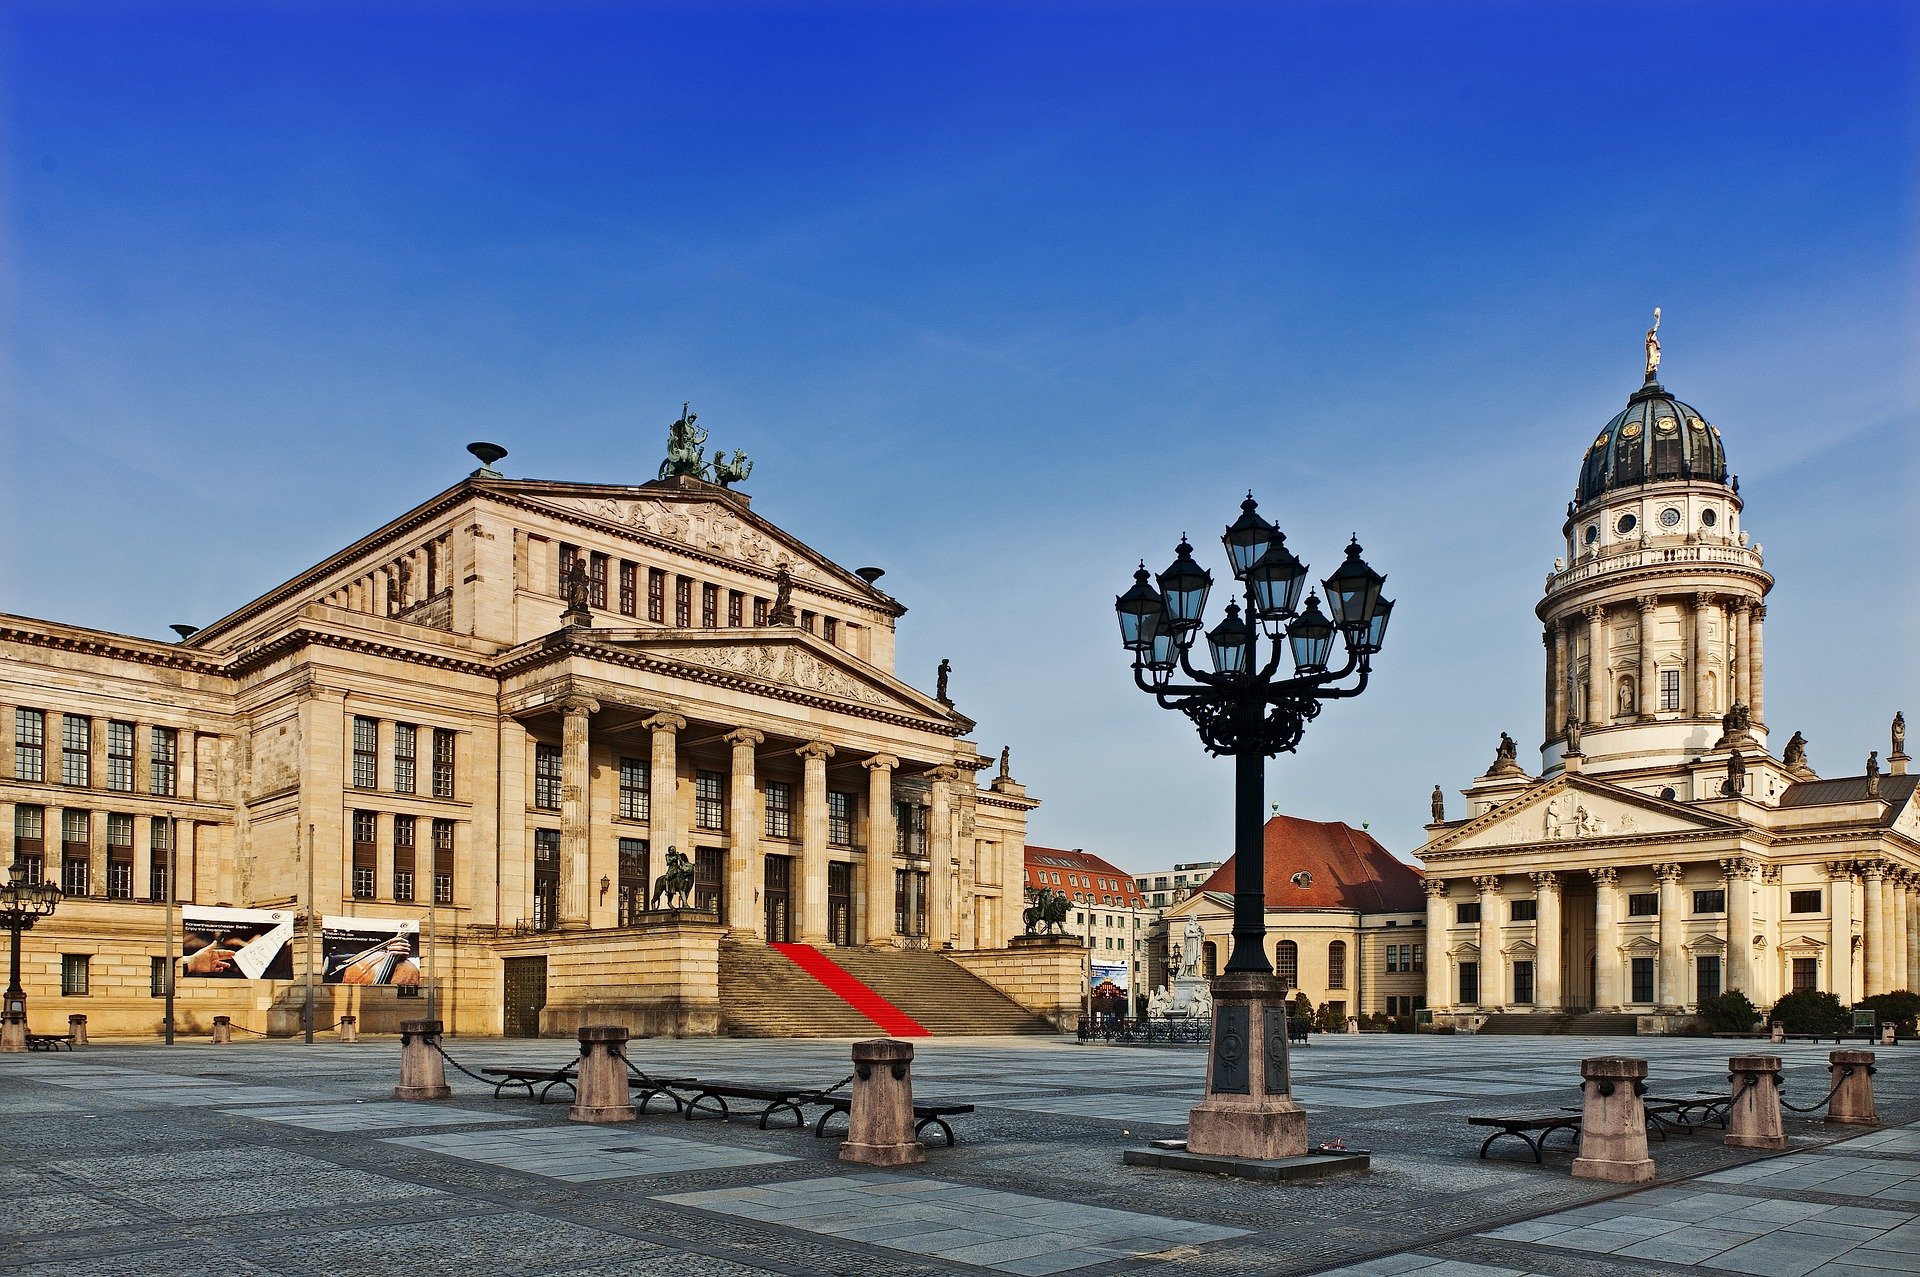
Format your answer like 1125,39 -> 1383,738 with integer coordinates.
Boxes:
1187,973 -> 1307,1160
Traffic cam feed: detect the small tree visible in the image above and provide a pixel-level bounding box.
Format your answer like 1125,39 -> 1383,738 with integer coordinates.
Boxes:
1855,991 -> 1920,1036
1313,1001 -> 1345,1033
1697,990 -> 1760,1035
1768,989 -> 1849,1036
1290,992 -> 1314,1028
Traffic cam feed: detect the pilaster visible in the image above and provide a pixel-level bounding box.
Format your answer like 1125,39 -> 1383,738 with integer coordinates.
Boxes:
1636,596 -> 1658,721
643,712 -> 687,899
927,766 -> 961,950
1586,606 -> 1608,726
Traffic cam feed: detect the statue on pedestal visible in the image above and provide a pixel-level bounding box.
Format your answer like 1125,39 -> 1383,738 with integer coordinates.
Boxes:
1430,785 -> 1445,823
1894,711 -> 1907,757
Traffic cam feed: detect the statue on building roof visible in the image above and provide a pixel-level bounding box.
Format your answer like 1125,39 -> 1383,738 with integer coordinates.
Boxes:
1894,711 -> 1907,757
767,563 -> 796,625
659,404 -> 710,481
1565,716 -> 1582,756
1430,784 -> 1445,823
998,746 -> 1011,781
1497,731 -> 1517,763
1783,730 -> 1809,771
562,557 -> 591,623
1724,747 -> 1746,796
1866,750 -> 1881,798
713,449 -> 753,488
1644,307 -> 1662,380
936,658 -> 952,705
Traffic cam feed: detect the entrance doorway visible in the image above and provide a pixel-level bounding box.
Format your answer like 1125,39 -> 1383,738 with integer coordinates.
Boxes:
764,854 -> 793,942
503,956 -> 546,1038
827,862 -> 852,946
695,847 -> 726,923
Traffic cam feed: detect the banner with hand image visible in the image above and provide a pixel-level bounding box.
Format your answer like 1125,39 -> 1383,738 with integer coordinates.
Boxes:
321,917 -> 421,986
180,906 -> 295,980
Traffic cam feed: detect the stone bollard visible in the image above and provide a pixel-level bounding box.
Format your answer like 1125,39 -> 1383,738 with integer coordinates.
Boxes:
569,1025 -> 637,1124
1827,1050 -> 1878,1126
211,1015 -> 233,1045
393,1019 -> 453,1101
338,1015 -> 358,1044
0,1014 -> 24,1054
1724,1055 -> 1786,1150
68,1013 -> 88,1047
839,1038 -> 924,1167
1572,1056 -> 1655,1183
1769,1022 -> 1785,1044
1881,1023 -> 1897,1046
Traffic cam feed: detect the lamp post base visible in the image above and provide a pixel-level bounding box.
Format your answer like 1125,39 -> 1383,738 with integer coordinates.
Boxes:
1185,972 -> 1309,1160
0,1016 -> 24,1054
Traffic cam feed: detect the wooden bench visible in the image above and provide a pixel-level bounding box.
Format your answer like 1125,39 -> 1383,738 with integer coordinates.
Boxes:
26,1033 -> 75,1052
480,1065 -> 578,1103
1646,1093 -> 1732,1133
810,1097 -> 976,1146
678,1080 -> 847,1129
1468,1113 -> 1581,1163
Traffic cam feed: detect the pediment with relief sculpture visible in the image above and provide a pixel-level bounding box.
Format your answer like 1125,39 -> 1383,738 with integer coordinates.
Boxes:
1425,775 -> 1743,858
591,631 -> 953,722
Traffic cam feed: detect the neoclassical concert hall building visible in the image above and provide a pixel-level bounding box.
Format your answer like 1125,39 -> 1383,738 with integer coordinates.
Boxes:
0,427 -> 1045,1037
1417,329 -> 1917,1025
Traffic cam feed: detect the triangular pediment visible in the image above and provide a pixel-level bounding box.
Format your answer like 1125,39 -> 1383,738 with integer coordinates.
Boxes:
1422,773 -> 1744,858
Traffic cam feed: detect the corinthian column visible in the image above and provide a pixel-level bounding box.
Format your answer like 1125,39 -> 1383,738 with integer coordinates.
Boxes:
927,766 -> 961,950
1828,862 -> 1856,1000
795,740 -> 835,944
1586,606 -> 1608,725
643,711 -> 686,898
1592,867 -> 1621,1010
1862,860 -> 1887,996
1906,874 -> 1920,995
1691,593 -> 1714,716
862,755 -> 899,947
1748,603 -> 1766,722
1423,877 -> 1450,1011
1543,629 -> 1557,743
1723,857 -> 1754,994
1474,875 -> 1504,1009
1731,599 -> 1753,710
558,695 -> 599,928
1532,871 -> 1562,1010
1655,863 -> 1685,1009
1637,596 -> 1658,721
724,729 -> 764,938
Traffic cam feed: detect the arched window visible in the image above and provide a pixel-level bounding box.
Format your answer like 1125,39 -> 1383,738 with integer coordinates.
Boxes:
1276,940 -> 1299,989
1618,675 -> 1636,716
1327,940 -> 1347,989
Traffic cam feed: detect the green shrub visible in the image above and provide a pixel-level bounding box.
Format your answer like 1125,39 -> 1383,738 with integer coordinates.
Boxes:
1291,992 -> 1314,1025
1312,1002 -> 1345,1033
1768,989 -> 1849,1036
1697,991 -> 1761,1034
1854,991 -> 1920,1035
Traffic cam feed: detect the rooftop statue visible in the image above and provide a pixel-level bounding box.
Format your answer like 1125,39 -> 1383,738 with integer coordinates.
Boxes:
658,403 -> 753,487
1894,711 -> 1906,756
1783,731 -> 1809,770
713,449 -> 753,487
767,563 -> 797,626
1644,307 -> 1662,379
1430,784 -> 1445,823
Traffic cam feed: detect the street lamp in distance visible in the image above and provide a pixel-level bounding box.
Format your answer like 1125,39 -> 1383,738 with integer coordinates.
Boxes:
1,869 -> 62,1053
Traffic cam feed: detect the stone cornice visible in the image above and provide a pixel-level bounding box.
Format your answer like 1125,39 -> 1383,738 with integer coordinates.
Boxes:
0,615 -> 229,676
230,626 -> 496,679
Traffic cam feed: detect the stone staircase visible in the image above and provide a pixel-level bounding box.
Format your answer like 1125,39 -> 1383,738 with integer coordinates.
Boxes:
717,941 -> 879,1038
1477,1011 -> 1639,1036
830,948 -> 1056,1036
717,941 -> 1056,1037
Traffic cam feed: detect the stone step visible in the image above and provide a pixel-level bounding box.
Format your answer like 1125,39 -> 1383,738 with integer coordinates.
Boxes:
829,949 -> 1056,1036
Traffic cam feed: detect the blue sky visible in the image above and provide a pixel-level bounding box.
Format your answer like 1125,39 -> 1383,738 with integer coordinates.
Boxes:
3,2 -> 1913,870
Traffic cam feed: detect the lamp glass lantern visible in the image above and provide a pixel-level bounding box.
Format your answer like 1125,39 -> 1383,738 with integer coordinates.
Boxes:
1322,538 -> 1386,634
1206,603 -> 1252,676
1362,597 -> 1395,655
1288,594 -> 1336,673
1156,539 -> 1213,635
1246,536 -> 1308,625
1221,496 -> 1277,579
1114,565 -> 1167,652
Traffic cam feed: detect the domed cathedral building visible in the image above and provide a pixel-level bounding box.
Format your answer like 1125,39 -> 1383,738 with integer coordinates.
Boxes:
1417,317 -> 1917,1030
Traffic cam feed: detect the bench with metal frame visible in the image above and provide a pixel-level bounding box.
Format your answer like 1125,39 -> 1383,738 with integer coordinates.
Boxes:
25,1033 -> 74,1052
479,1065 -> 578,1103
678,1080 -> 847,1129
810,1097 -> 976,1146
1467,1112 -> 1583,1163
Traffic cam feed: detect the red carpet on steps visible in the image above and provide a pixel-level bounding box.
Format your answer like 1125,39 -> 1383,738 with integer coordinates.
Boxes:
769,943 -> 930,1036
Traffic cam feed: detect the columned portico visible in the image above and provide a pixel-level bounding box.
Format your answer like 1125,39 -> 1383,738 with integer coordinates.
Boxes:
1474,874 -> 1504,1009
1592,867 -> 1621,1011
1655,863 -> 1684,1010
724,729 -> 764,938
862,755 -> 899,946
1532,871 -> 1562,1009
796,740 -> 835,944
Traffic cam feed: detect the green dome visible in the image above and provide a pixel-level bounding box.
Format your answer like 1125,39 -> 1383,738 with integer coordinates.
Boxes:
1577,379 -> 1728,506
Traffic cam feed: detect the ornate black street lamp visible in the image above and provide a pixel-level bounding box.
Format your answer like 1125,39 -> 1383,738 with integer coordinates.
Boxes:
1,869 -> 62,1053
1115,495 -> 1389,1161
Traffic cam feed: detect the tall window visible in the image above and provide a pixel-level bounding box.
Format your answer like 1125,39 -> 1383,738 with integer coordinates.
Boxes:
895,801 -> 927,858
351,811 -> 376,899
15,708 -> 45,782
1791,957 -> 1817,993
62,809 -> 89,895
1386,945 -> 1401,973
393,723 -> 417,794
61,955 -> 89,996
432,729 -> 456,799
558,543 -> 578,597
62,715 -> 91,786
675,576 -> 693,628
149,817 -> 172,901
106,813 -> 134,899
764,780 -> 794,838
753,597 -> 769,626
150,726 -> 178,796
728,590 -> 743,627
647,568 -> 665,622
106,722 -> 135,792
432,819 -> 454,903
393,814 -> 416,902
619,561 -> 637,616
533,829 -> 559,930
1276,939 -> 1299,989
895,868 -> 928,937
1458,961 -> 1479,1005
1630,956 -> 1656,1004
701,582 -> 719,627
618,838 -> 649,925
533,743 -> 563,810
1659,668 -> 1682,711
823,616 -> 839,645
352,717 -> 378,789
1513,960 -> 1535,1005
1412,943 -> 1426,972
588,553 -> 608,609
619,758 -> 650,820
1327,940 -> 1347,989
827,792 -> 854,847
12,806 -> 44,885
1697,954 -> 1722,1001
695,770 -> 725,831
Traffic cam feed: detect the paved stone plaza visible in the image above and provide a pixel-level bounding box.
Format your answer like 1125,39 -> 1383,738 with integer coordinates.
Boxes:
1,1033 -> 1916,1276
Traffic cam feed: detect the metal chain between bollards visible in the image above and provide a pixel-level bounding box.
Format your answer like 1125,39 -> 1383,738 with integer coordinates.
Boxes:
1780,1065 -> 1856,1114
428,1038 -> 503,1084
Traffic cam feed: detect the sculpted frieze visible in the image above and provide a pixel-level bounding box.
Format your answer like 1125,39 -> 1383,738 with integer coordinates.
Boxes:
665,642 -> 891,707
541,496 -> 820,581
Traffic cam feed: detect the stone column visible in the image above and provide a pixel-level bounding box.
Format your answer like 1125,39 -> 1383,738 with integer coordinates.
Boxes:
1723,857 -> 1754,995
1748,603 -> 1766,722
1655,864 -> 1685,1010
1906,874 -> 1920,994
1474,874 -> 1504,1010
1879,869 -> 1901,996
1532,871 -> 1562,1010
1828,863 -> 1856,1000
796,740 -> 835,944
724,729 -> 764,938
1585,605 -> 1607,725
1691,592 -> 1714,717
1637,596 -> 1658,720
643,712 -> 686,881
927,766 -> 960,950
1731,599 -> 1752,709
862,755 -> 899,947
1592,867 -> 1621,1011
1543,628 -> 1557,743
1862,860 -> 1887,997
558,695 -> 598,929
1423,877 -> 1450,1011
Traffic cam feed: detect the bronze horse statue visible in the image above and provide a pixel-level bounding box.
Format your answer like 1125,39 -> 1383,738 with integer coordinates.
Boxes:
1023,886 -> 1070,935
650,846 -> 696,910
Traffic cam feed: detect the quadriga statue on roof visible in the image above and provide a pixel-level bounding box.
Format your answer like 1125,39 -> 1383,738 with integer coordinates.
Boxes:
658,403 -> 753,487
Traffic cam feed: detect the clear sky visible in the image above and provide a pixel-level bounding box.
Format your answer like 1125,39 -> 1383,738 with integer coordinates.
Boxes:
3,2 -> 1914,872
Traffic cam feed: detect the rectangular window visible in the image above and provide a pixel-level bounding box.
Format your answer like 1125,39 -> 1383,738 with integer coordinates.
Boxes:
62,809 -> 89,895
151,956 -> 168,998
432,819 -> 454,904
827,791 -> 854,847
15,708 -> 45,782
393,814 -> 416,903
106,721 -> 135,791
823,616 -> 839,645
1386,945 -> 1400,973
1792,956 -> 1817,993
1693,889 -> 1726,914
1510,898 -> 1537,922
764,780 -> 794,839
61,954 -> 89,996
647,568 -> 665,622
533,743 -> 563,810
1660,668 -> 1682,711
149,818 -> 172,901
753,597 -> 769,626
728,591 -> 743,627
695,770 -> 725,831
1456,902 -> 1481,924
1789,889 -> 1823,914
701,582 -> 718,627
1458,961 -> 1479,1006
1697,955 -> 1723,1001
619,561 -> 637,616
62,715 -> 91,786
895,801 -> 927,858
352,717 -> 378,789
558,543 -> 577,597
619,757 -> 650,820
150,726 -> 178,796
895,868 -> 928,937
106,813 -> 133,899
801,610 -> 815,633
1626,892 -> 1658,917
1513,960 -> 1535,1005
1630,956 -> 1656,1004
675,577 -> 693,628
432,729 -> 456,799
351,810 -> 376,899
533,829 -> 559,930
393,723 -> 417,794
618,837 -> 649,925
589,553 -> 608,610
1328,942 -> 1346,989
13,806 -> 44,885
1412,943 -> 1426,972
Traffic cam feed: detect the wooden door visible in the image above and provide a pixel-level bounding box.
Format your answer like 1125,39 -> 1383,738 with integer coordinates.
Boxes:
503,957 -> 546,1038
764,855 -> 792,942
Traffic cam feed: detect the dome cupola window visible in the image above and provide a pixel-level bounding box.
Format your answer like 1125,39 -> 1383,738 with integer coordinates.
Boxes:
1616,513 -> 1637,535
1701,507 -> 1717,528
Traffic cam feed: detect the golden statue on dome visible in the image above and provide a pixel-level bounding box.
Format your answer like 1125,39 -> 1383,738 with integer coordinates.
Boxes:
1644,307 -> 1662,380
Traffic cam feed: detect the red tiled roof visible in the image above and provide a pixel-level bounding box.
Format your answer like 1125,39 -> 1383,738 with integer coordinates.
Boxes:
1024,844 -> 1148,908
1195,815 -> 1424,914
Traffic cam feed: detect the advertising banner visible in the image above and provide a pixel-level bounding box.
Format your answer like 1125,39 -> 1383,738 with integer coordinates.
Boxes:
180,906 -> 295,980
321,917 -> 422,986
1090,962 -> 1130,992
